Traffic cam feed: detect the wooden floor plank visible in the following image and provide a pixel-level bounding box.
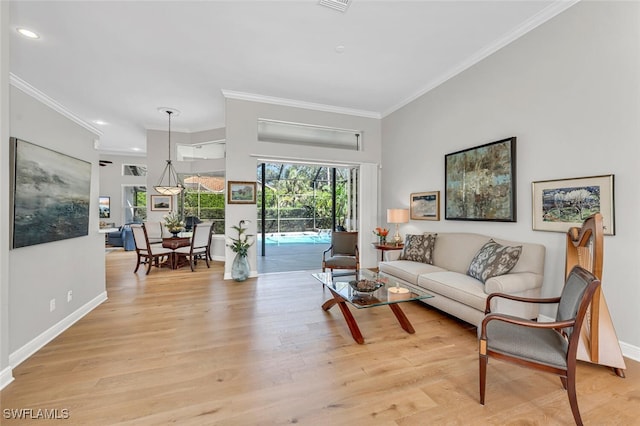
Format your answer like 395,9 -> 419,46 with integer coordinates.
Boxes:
0,249 -> 638,425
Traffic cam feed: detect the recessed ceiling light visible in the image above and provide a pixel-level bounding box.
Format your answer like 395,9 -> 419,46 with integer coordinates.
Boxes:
335,45 -> 345,54
17,28 -> 40,39
93,120 -> 108,126
131,147 -> 142,152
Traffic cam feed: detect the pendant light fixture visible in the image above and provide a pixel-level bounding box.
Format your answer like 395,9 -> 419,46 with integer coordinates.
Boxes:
154,108 -> 184,195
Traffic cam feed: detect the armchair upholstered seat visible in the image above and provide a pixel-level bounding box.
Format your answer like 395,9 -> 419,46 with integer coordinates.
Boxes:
322,231 -> 359,276
479,266 -> 601,426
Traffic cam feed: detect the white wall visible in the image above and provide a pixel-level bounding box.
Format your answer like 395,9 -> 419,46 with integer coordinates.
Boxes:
0,0 -> 12,388
381,1 -> 640,355
224,98 -> 383,278
8,86 -> 107,364
146,127 -> 226,223
98,153 -> 146,226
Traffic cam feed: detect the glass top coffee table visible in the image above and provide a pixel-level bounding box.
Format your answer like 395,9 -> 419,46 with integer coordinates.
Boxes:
312,269 -> 433,344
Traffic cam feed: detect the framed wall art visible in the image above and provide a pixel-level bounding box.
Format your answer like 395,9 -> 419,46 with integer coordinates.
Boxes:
227,181 -> 257,204
99,196 -> 111,218
532,174 -> 615,235
150,195 -> 172,211
410,191 -> 440,221
445,137 -> 516,222
10,137 -> 92,249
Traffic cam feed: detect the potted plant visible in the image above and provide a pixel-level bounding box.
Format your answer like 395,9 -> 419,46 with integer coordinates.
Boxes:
164,212 -> 185,237
227,220 -> 254,281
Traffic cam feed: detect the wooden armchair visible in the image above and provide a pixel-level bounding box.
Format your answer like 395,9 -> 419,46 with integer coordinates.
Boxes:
479,266 -> 600,426
322,231 -> 359,277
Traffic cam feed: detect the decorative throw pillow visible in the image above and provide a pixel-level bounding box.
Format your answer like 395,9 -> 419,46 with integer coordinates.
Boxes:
467,239 -> 522,283
398,233 -> 437,264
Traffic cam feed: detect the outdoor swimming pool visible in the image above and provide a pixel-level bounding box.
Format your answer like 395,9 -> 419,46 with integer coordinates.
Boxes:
258,231 -> 331,245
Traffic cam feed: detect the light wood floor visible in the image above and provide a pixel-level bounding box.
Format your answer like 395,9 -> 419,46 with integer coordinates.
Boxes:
1,250 -> 638,425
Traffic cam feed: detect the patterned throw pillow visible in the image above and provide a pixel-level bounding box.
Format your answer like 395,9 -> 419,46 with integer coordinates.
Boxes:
398,233 -> 437,264
467,239 -> 522,283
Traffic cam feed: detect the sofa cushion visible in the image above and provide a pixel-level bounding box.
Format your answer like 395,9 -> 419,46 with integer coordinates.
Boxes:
418,271 -> 488,312
398,233 -> 437,263
379,260 -> 446,285
467,239 -> 522,284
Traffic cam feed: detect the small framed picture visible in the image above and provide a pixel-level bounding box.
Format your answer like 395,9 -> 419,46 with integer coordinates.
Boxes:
531,174 -> 615,235
410,191 -> 440,221
150,195 -> 172,211
227,181 -> 257,204
99,196 -> 111,218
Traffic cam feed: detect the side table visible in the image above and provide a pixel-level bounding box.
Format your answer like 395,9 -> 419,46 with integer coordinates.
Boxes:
371,242 -> 404,262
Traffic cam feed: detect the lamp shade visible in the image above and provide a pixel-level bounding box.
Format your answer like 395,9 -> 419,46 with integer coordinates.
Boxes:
387,208 -> 409,224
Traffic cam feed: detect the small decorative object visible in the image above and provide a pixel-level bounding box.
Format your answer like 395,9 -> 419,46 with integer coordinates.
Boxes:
410,191 -> 440,221
349,279 -> 385,293
227,220 -> 254,281
373,227 -> 389,244
163,212 -> 184,237
445,137 -> 516,222
388,282 -> 410,301
531,174 -> 615,235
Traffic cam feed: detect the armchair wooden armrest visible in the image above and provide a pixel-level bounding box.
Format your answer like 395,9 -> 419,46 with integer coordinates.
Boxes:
322,245 -> 333,261
479,312 -> 576,340
485,292 -> 561,314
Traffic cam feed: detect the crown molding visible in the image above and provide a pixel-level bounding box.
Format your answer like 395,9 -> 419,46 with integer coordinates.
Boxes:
9,73 -> 102,136
382,0 -> 581,118
221,90 -> 381,119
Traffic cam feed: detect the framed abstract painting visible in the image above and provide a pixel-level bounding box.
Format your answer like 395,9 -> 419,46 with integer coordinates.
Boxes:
445,137 -> 516,222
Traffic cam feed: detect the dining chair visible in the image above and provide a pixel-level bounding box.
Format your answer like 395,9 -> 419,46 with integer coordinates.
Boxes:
173,223 -> 213,271
143,221 -> 164,245
478,266 -> 601,425
131,224 -> 173,274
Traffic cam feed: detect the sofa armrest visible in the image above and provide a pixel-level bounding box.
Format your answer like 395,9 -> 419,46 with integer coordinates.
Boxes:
484,272 -> 543,295
384,250 -> 402,262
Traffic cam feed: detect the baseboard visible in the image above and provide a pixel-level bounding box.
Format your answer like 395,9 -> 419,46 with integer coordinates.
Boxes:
0,365 -> 14,390
9,291 -> 108,368
620,341 -> 640,362
539,314 -> 640,362
223,270 -> 258,280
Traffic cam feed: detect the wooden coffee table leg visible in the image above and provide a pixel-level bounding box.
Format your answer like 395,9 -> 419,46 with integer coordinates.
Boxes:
389,303 -> 415,334
322,291 -> 365,344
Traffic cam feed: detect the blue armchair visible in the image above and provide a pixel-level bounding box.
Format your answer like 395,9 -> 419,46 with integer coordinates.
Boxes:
107,225 -> 136,251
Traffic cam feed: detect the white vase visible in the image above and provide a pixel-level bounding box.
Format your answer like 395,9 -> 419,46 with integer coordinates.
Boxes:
231,253 -> 250,282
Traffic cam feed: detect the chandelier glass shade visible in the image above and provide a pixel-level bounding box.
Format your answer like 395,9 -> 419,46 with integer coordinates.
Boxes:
154,109 -> 184,195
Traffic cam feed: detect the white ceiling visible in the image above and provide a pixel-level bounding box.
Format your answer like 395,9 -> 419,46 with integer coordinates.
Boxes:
9,0 -> 576,155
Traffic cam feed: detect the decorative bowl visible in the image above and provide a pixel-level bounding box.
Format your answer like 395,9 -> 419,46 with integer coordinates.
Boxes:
349,279 -> 384,293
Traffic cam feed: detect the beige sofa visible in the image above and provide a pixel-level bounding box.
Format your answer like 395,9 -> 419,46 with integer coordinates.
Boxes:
379,232 -> 546,327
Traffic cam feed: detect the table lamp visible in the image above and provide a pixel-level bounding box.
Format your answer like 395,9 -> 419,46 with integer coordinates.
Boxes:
387,208 -> 409,245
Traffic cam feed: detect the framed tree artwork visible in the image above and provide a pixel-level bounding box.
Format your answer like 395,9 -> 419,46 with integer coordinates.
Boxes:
532,174 -> 615,235
445,137 -> 516,222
